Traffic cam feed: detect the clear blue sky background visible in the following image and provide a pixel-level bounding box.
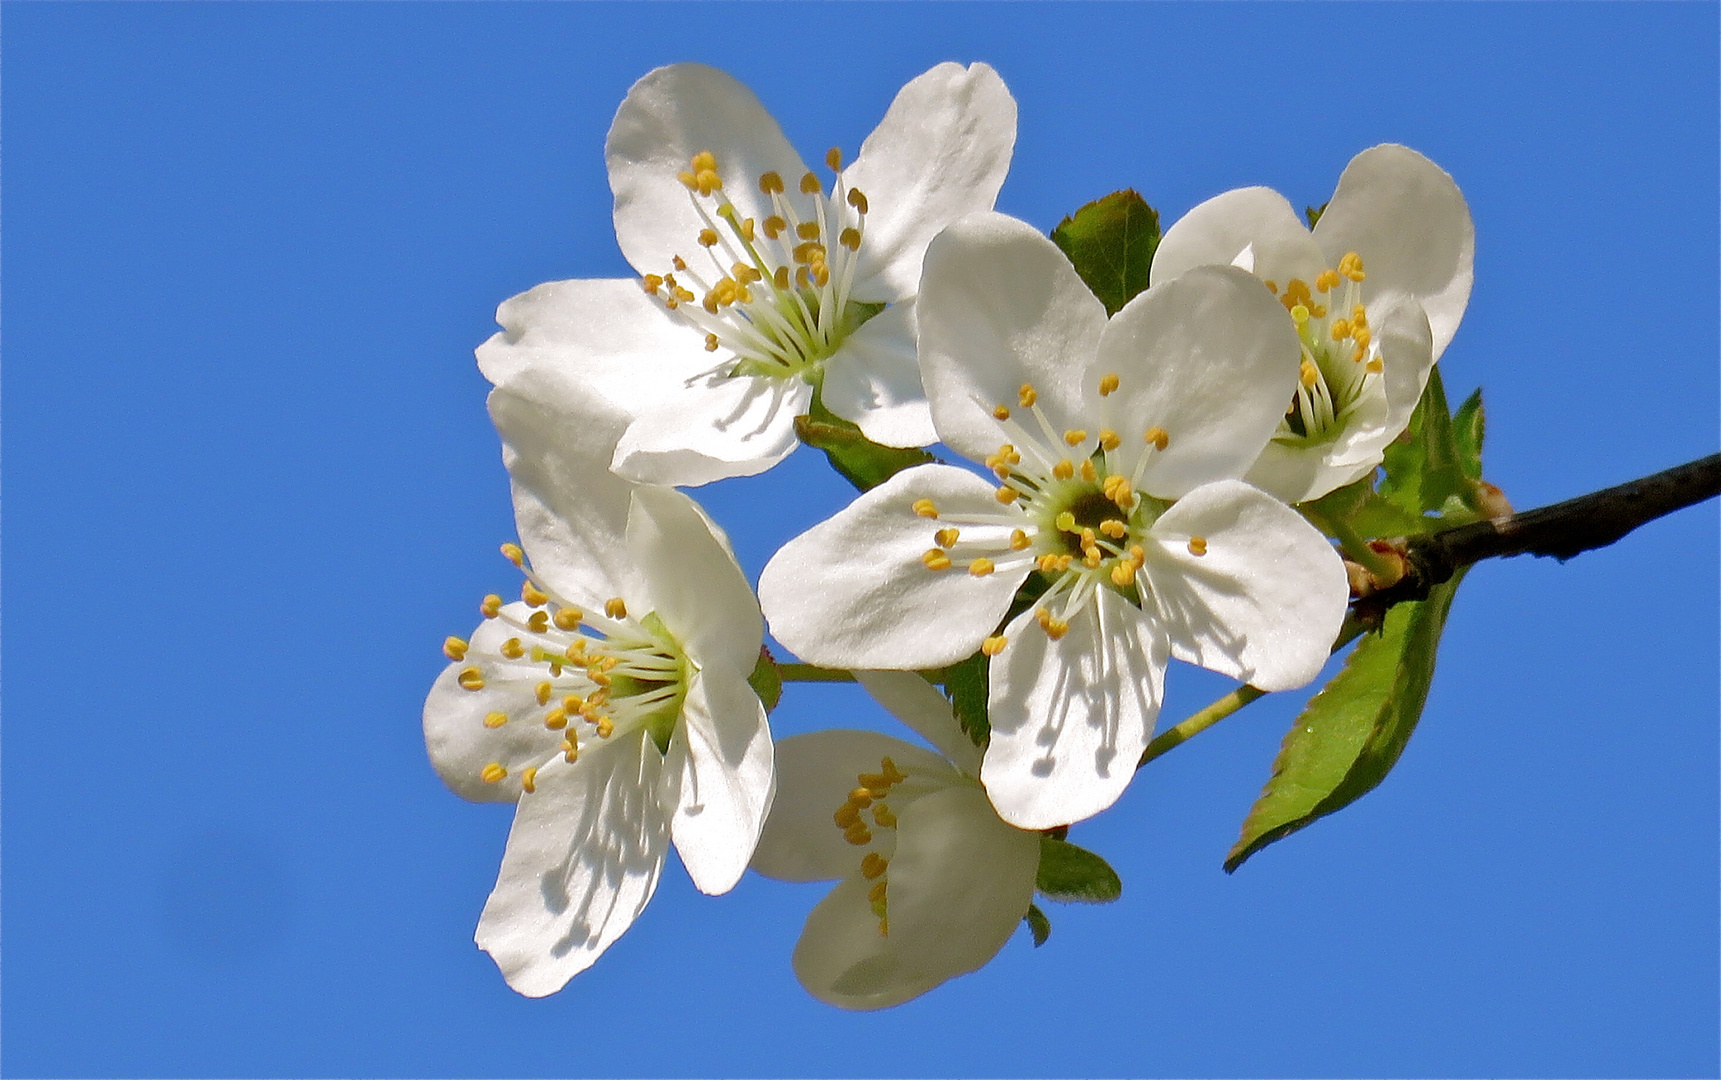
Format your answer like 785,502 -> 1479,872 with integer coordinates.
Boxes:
4,3 -> 1717,1077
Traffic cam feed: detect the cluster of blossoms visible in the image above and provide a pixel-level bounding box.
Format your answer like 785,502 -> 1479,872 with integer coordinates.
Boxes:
425,61 -> 1473,1006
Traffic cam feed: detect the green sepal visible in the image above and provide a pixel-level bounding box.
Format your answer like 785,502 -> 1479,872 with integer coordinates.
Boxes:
1379,365 -> 1465,516
1305,201 -> 1329,228
1049,190 -> 1161,316
1451,387 -> 1486,483
795,393 -> 935,494
1035,835 -> 1123,903
1023,903 -> 1052,947
940,652 -> 990,748
1225,571 -> 1468,872
746,647 -> 783,713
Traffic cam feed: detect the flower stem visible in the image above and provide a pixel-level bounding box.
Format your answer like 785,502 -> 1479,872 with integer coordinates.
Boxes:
1137,685 -> 1267,768
777,663 -> 857,683
1306,504 -> 1400,581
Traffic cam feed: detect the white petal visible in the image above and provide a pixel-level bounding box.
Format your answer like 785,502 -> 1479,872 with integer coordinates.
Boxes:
1097,264 -> 1302,498
1142,479 -> 1349,692
854,670 -> 981,777
487,387 -> 645,607
422,606 -> 569,803
664,671 -> 775,896
982,589 -> 1167,829
611,371 -> 810,487
625,486 -> 762,678
605,63 -> 811,279
475,278 -> 714,418
1374,294 -> 1438,443
1151,186 -> 1327,289
792,786 -> 1038,1010
751,730 -> 951,883
918,212 -> 1106,464
474,734 -> 670,997
1314,145 -> 1474,361
819,302 -> 938,448
758,465 -> 1026,669
841,62 -> 1017,303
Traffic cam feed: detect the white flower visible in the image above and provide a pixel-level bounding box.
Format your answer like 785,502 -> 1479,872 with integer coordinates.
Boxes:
478,61 -> 1017,487
422,379 -> 773,996
760,212 -> 1350,829
1151,144 -> 1474,503
750,670 -> 1039,1010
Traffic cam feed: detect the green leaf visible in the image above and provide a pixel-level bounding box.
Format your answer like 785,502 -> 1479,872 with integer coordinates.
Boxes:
1035,835 -> 1123,903
941,651 -> 990,747
796,393 -> 934,493
1225,571 -> 1468,872
1451,387 -> 1486,482
1348,492 -> 1431,538
1049,190 -> 1161,316
1023,903 -> 1051,947
746,648 -> 782,713
1379,366 -> 1466,516
1305,201 -> 1329,228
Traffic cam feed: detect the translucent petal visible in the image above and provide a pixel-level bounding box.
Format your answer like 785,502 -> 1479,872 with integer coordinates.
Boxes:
855,669 -> 981,777
819,302 -> 937,449
611,371 -> 810,487
663,671 -> 774,896
626,486 -> 762,679
1151,186 -> 1327,290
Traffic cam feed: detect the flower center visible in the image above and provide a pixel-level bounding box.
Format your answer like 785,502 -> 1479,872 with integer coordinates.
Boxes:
830,756 -> 910,937
444,542 -> 691,792
639,148 -> 884,384
1264,252 -> 1384,446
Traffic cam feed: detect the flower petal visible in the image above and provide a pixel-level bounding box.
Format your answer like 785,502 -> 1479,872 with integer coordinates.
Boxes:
982,589 -> 1167,829
475,278 -> 713,418
422,605 -> 570,803
918,211 -> 1106,465
611,370 -> 810,487
1097,264 -> 1302,498
662,670 -> 775,896
1142,479 -> 1349,692
819,302 -> 938,448
792,785 -> 1038,1010
1151,186 -> 1327,289
624,486 -> 762,678
487,386 -> 646,607
758,464 -> 1027,669
854,670 -> 981,777
1313,145 -> 1474,361
606,63 -> 811,280
751,730 -> 951,883
841,62 -> 1017,303
1374,293 -> 1438,442
474,733 -> 670,997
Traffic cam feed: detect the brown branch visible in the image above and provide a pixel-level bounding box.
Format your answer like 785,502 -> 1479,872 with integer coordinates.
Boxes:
1355,452 -> 1721,620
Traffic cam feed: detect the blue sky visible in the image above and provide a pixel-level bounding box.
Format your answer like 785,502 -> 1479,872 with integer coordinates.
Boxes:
3,3 -> 1716,1077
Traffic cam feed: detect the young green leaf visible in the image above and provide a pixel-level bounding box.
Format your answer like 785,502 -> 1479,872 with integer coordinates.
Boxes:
795,394 -> 934,493
1380,365 -> 1467,516
1023,903 -> 1052,947
1035,835 -> 1123,903
940,652 -> 991,747
1452,387 -> 1486,482
1049,190 -> 1161,316
1225,571 -> 1467,872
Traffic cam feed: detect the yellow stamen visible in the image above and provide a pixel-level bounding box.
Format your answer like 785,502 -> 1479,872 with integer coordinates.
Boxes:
1187,536 -> 1208,557
993,404 -> 1011,420
1144,426 -> 1170,451
443,636 -> 469,661
501,542 -> 524,566
480,594 -> 502,618
799,171 -> 822,195
522,581 -> 548,607
1315,269 -> 1341,293
1098,429 -> 1121,452
1053,459 -> 1075,480
843,822 -> 872,846
913,498 -> 939,519
968,558 -> 996,577
1100,520 -> 1126,539
934,528 -> 959,548
1018,384 -> 1037,407
1010,529 -> 1031,551
995,485 -> 1020,504
1110,562 -> 1135,587
1063,429 -> 1088,447
1079,459 -> 1098,483
536,682 -> 553,706
872,804 -> 896,828
922,549 -> 952,571
520,766 -> 537,794
553,608 -> 582,631
457,667 -> 485,691
527,611 -> 549,634
697,228 -> 719,248
543,708 -> 568,731
1098,372 -> 1120,396
704,333 -> 720,352
847,188 -> 868,213
480,762 -> 506,784
1300,359 -> 1320,387
484,711 -> 508,728
860,853 -> 888,879
499,637 -> 525,660
981,635 -> 1007,657
604,598 -> 627,620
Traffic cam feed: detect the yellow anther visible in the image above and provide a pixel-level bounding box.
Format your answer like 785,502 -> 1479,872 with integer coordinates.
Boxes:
772,266 -> 790,290
825,146 -> 843,171
560,739 -> 578,764
763,215 -> 786,239
847,188 -> 869,213
1080,527 -> 1096,547
704,333 -> 720,352
481,594 -> 502,618
1110,562 -> 1136,587
811,263 -> 829,287
844,822 -> 872,846
995,485 -> 1020,504
968,558 -> 996,577
799,171 -> 822,194
1339,252 -> 1366,281
553,608 -> 582,631
484,711 -> 508,729
731,262 -> 758,284
481,762 -> 507,784
1037,609 -> 1070,640
1083,548 -> 1102,569
912,498 -> 939,519
694,169 -> 722,195
1079,459 -> 1098,483
520,766 -> 537,794
443,636 -> 469,661
563,693 -> 585,710
501,542 -> 524,566
543,707 -> 568,731
595,717 -> 615,739
759,171 -> 784,195
527,610 -> 549,634
1063,429 -> 1088,447
922,549 -> 952,572
642,274 -> 663,295
1130,544 -> 1145,561
795,221 -> 821,241
677,170 -> 699,191
993,404 -> 1010,420
522,581 -> 548,607
868,879 -> 888,903
500,637 -> 525,660
604,598 -> 627,620
1053,459 -> 1075,480
739,218 -> 756,242
1098,372 -> 1120,396
457,667 -> 485,691
1352,326 -> 1371,351
934,528 -> 960,549
839,227 -> 861,251
1144,426 -> 1170,451
535,681 -> 553,706
1100,520 -> 1127,539
792,240 -> 826,263
1037,553 -> 1061,573
1099,429 -> 1121,452
1331,318 -> 1352,341
880,757 -> 906,783
834,803 -> 861,828
1284,279 -> 1312,305
671,256 -> 687,272
1351,305 -> 1368,328
1010,529 -> 1031,550
1315,269 -> 1341,293
1188,536 -> 1208,557
848,787 -> 875,807
1018,384 -> 1037,407
690,151 -> 717,173
697,228 -> 719,248
1366,356 -> 1384,374
981,635 -> 1007,657
1290,304 -> 1310,324
1264,280 -> 1278,294
589,671 -> 611,687
1300,359 -> 1320,387
860,852 -> 888,879
872,803 -> 897,828
1310,304 -> 1327,319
